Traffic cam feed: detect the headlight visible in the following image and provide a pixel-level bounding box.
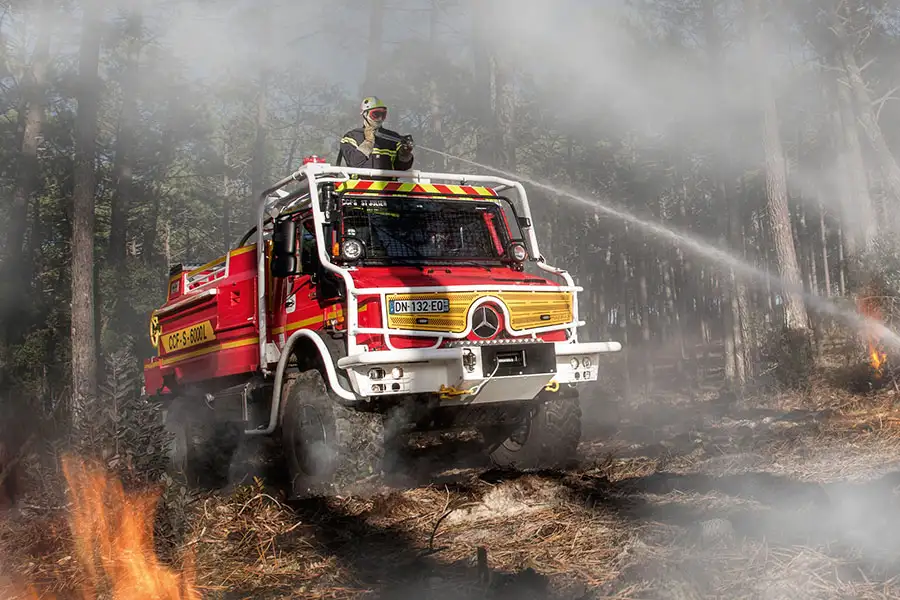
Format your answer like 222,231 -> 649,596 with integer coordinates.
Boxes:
341,237 -> 364,261
582,356 -> 592,368
508,242 -> 528,262
569,357 -> 580,369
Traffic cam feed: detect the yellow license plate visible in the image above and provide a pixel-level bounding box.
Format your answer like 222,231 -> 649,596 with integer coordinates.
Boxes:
162,320 -> 216,353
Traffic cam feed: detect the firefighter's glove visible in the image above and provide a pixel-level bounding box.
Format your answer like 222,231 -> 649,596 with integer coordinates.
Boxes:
398,135 -> 414,161
358,123 -> 377,157
365,122 -> 378,140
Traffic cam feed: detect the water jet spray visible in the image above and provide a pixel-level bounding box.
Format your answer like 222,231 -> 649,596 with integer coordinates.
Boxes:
415,145 -> 900,352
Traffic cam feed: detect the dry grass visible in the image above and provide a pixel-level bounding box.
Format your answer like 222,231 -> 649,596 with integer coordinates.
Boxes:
8,365 -> 900,598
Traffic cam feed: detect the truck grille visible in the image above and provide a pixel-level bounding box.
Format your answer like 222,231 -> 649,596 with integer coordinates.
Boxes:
383,290 -> 573,334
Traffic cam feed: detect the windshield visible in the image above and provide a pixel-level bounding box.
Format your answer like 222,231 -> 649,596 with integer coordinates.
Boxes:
338,195 -> 512,263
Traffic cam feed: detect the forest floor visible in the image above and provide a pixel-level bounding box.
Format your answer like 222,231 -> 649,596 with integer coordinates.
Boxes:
5,361 -> 900,599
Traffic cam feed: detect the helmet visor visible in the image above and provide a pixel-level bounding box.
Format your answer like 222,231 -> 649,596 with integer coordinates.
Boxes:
367,107 -> 387,121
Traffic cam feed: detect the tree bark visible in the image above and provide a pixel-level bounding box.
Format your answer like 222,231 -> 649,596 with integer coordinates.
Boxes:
818,195 -> 831,297
7,6 -> 49,270
144,119 -> 176,268
71,0 -> 103,425
833,8 -> 900,212
3,3 -> 50,346
704,0 -> 748,384
832,63 -> 874,261
639,255 -> 653,392
837,223 -> 847,296
746,0 -> 809,331
107,13 -> 143,267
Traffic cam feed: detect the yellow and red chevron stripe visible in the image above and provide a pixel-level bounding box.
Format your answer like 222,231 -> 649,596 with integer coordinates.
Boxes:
336,179 -> 498,198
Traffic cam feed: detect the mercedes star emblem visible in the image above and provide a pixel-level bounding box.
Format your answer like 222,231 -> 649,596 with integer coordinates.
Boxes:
472,305 -> 500,339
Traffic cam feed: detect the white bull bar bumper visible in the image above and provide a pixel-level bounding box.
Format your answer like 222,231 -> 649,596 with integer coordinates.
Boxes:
336,341 -> 622,405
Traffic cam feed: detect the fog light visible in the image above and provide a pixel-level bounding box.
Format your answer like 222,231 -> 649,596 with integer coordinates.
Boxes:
368,368 -> 385,380
569,357 -> 580,369
582,356 -> 592,368
508,241 -> 528,262
341,237 -> 364,261
372,383 -> 385,393
391,367 -> 404,379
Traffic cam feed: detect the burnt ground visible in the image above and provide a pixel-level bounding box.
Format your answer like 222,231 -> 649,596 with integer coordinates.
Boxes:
6,374 -> 900,599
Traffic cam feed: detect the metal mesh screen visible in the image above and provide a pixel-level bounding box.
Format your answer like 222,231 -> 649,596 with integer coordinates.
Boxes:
340,197 -> 510,261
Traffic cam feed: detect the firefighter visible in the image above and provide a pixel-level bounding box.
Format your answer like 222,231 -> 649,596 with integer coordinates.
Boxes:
340,97 -> 415,172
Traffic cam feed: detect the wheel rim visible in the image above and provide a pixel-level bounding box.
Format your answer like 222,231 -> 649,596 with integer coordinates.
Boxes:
500,407 -> 536,452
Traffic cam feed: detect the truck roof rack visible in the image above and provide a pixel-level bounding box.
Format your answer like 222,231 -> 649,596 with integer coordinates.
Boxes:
168,263 -> 204,277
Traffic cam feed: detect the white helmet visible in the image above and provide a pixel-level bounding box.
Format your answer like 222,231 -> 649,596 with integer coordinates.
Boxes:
360,96 -> 388,127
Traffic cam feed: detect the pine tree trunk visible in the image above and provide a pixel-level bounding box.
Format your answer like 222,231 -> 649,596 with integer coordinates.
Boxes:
107,14 -> 142,267
4,4 -> 49,347
7,8 -> 49,269
730,189 -> 748,385
837,223 -> 847,296
620,229 -> 633,400
639,256 -> 653,393
833,8 -> 900,212
71,0 -> 103,426
143,119 -> 175,268
746,0 -> 808,331
833,62 -> 874,262
818,196 -> 831,296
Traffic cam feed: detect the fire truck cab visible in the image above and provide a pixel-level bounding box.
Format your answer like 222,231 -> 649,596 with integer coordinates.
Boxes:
143,158 -> 621,496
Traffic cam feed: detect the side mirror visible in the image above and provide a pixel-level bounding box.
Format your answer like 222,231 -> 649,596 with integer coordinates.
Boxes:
271,218 -> 298,278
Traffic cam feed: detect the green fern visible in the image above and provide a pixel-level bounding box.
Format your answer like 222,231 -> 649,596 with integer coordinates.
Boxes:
70,341 -> 170,489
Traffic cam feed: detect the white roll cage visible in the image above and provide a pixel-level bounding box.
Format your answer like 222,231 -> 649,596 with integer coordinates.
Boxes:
253,163 -> 584,377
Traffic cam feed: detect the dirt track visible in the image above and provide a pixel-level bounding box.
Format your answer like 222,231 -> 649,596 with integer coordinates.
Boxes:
6,385 -> 900,599
187,389 -> 900,599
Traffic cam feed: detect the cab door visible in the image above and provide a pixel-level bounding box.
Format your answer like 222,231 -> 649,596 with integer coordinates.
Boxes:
283,218 -> 326,333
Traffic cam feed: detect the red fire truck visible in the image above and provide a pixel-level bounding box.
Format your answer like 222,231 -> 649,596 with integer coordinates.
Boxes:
143,157 -> 622,496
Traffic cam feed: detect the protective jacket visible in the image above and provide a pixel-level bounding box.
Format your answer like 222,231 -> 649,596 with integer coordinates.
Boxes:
340,127 -> 414,171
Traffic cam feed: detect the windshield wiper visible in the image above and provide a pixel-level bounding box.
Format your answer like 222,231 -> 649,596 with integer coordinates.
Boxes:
447,260 -> 493,272
369,257 -> 496,272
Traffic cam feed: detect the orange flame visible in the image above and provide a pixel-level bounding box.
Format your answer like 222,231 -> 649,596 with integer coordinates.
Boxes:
871,345 -> 888,374
12,456 -> 201,600
859,295 -> 889,378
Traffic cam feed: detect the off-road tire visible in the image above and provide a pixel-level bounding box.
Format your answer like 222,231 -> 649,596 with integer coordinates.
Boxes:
487,390 -> 582,470
280,369 -> 384,498
164,397 -> 235,489
281,370 -> 339,497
